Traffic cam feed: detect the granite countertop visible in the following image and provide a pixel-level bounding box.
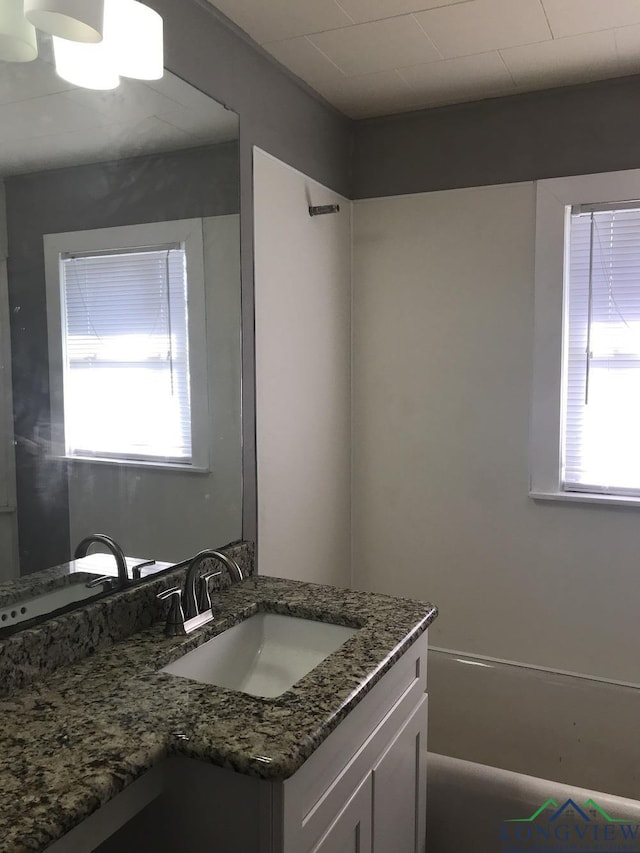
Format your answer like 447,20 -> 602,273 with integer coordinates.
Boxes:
0,575 -> 437,852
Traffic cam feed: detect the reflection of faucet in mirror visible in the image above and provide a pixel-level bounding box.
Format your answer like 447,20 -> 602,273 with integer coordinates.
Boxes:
73,534 -> 129,587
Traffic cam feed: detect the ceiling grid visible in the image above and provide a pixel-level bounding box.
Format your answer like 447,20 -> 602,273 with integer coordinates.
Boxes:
206,0 -> 640,118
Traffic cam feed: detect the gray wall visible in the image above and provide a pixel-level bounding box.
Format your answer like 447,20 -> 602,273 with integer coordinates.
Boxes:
353,73 -> 640,198
147,0 -> 354,545
5,142 -> 239,572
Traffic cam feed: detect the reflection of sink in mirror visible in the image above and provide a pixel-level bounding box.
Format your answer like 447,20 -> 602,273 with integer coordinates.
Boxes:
72,554 -> 176,580
0,582 -> 105,629
161,613 -> 359,698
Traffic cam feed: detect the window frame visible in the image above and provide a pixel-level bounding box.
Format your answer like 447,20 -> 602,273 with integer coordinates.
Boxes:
44,219 -> 210,472
531,168 -> 640,507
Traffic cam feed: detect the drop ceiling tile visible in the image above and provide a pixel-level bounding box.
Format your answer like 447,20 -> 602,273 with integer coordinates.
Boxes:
62,82 -> 179,123
399,51 -> 517,105
205,0 -> 353,44
336,0 -> 470,24
265,36 -> 346,88
501,30 -> 619,89
146,74 -> 232,117
0,117 -> 194,177
265,40 -> 422,118
0,92 -> 110,145
542,0 -> 640,38
0,58 -> 72,106
312,69 -> 423,118
415,0 -> 552,59
308,16 -> 441,77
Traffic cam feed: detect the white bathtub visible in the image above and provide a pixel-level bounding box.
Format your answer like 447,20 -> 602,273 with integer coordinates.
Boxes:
426,647 -> 640,853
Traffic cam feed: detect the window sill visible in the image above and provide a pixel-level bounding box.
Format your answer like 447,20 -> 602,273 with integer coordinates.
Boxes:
60,455 -> 210,474
530,490 -> 640,508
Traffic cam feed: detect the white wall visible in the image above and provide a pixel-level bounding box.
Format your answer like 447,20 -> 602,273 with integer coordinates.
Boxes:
352,183 -> 640,685
254,148 -> 351,587
0,182 -> 18,579
68,214 -> 242,563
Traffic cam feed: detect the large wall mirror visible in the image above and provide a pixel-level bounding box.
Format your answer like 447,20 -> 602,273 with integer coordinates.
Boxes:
0,40 -> 242,608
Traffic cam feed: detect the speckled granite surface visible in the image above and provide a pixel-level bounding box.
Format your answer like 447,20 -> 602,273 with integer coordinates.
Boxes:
0,540 -> 254,696
0,575 -> 437,852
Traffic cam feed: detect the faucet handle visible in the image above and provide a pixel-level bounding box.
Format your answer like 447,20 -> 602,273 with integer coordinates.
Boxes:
156,587 -> 186,636
197,571 -> 222,614
132,559 -> 156,580
85,575 -> 114,590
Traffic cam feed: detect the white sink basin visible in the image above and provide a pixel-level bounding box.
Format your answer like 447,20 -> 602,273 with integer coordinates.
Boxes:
161,612 -> 358,698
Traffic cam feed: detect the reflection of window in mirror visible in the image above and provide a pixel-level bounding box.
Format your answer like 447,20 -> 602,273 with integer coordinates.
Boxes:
44,219 -> 209,471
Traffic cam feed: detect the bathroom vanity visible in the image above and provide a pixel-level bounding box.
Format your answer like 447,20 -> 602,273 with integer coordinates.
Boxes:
0,543 -> 437,853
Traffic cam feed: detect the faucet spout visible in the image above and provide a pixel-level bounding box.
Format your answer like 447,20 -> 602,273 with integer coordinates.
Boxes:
74,534 -> 129,586
183,549 -> 244,621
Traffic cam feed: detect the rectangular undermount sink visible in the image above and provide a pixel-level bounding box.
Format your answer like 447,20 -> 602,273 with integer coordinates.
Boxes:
161,612 -> 358,698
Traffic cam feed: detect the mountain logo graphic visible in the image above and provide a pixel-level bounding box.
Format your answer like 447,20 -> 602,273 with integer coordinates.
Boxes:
506,798 -> 631,824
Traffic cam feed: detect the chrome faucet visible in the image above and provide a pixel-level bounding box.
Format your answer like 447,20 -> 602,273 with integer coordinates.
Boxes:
156,549 -> 245,635
74,534 -> 129,587
182,549 -> 244,621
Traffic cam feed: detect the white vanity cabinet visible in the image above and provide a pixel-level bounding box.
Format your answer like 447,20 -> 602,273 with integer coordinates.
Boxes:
56,631 -> 429,853
279,631 -> 428,853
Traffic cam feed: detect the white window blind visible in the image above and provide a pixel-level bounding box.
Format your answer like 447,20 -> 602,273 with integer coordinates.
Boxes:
60,244 -> 192,463
564,205 -> 640,494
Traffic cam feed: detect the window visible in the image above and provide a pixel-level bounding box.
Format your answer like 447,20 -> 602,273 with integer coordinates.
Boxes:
45,220 -> 209,470
531,169 -> 640,505
564,205 -> 640,494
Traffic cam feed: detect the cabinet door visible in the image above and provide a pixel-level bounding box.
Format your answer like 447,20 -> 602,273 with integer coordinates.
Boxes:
372,695 -> 428,853
311,775 -> 372,853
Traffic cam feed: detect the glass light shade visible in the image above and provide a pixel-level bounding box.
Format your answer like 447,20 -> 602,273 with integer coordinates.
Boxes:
105,0 -> 163,80
0,0 -> 38,62
53,35 -> 119,90
25,0 -> 104,44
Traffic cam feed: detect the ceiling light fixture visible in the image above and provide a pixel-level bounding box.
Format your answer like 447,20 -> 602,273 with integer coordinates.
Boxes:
53,0 -> 163,89
0,0 -> 164,91
53,34 -> 119,90
0,0 -> 38,62
105,0 -> 163,81
24,0 -> 105,43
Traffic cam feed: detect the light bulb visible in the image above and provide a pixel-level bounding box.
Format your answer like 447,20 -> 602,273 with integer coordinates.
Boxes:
104,0 -> 163,81
53,35 -> 119,90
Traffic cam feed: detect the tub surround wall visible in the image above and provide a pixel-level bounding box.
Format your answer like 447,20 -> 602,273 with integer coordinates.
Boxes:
351,180 -> 640,686
0,574 -> 436,850
0,540 -> 254,697
428,649 -> 640,800
253,150 -> 352,586
349,73 -> 640,687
